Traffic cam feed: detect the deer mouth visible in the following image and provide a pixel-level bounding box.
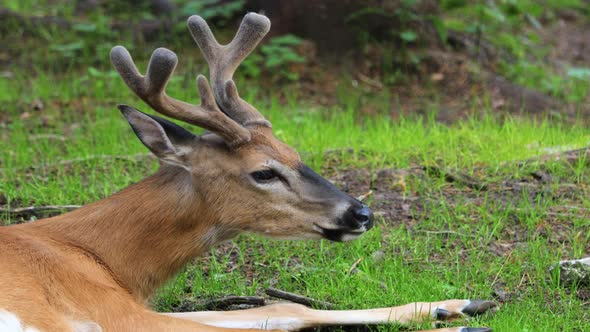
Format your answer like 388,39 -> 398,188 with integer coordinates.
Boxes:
313,224 -> 368,242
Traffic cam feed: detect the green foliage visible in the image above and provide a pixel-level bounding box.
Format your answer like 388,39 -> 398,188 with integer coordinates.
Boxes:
440,0 -> 589,103
178,0 -> 245,21
47,14 -> 116,63
3,0 -> 249,68
346,1 -> 426,84
241,34 -> 306,82
176,0 -> 246,31
343,0 -> 589,102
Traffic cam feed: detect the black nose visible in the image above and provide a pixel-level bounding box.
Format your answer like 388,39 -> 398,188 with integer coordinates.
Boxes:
351,204 -> 374,229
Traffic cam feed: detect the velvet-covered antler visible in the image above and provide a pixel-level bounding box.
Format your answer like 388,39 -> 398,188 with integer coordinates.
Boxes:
187,13 -> 271,128
110,13 -> 273,146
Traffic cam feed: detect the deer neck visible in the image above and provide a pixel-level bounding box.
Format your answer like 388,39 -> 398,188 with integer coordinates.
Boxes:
30,166 -> 233,303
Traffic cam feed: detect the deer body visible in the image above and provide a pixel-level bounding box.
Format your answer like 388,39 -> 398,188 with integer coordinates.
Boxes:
0,13 -> 496,332
0,169 -> 201,331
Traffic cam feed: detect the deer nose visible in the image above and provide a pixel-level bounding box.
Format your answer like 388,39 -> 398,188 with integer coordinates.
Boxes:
351,205 -> 374,230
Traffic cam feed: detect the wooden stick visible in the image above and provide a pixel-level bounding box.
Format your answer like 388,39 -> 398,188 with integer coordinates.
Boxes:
265,288 -> 334,310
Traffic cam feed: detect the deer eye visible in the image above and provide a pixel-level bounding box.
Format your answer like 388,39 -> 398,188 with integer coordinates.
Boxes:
251,169 -> 279,183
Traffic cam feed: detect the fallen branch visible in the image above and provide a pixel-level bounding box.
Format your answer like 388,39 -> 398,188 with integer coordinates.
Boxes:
265,288 -> 334,310
202,296 -> 266,310
0,205 -> 81,217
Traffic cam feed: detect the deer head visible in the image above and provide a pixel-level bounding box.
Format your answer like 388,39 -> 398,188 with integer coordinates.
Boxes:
110,13 -> 373,243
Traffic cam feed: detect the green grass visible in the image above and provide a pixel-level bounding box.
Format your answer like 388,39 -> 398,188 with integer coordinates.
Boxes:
2,68 -> 590,204
2,66 -> 590,331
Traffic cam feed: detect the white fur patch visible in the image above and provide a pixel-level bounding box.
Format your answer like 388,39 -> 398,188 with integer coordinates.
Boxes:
340,232 -> 363,242
70,320 -> 103,332
204,317 -> 305,330
0,310 -> 41,332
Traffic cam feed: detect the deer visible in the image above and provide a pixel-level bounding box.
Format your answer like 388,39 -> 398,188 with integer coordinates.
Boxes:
0,13 -> 497,332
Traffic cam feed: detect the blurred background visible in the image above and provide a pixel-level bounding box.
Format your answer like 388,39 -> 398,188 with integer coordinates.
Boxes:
3,0 -> 590,122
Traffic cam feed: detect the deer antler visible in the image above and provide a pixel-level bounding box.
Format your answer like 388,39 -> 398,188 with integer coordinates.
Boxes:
110,46 -> 251,146
187,13 -> 272,128
111,13 -> 272,146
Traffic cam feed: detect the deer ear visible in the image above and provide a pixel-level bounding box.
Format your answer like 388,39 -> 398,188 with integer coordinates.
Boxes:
118,105 -> 196,168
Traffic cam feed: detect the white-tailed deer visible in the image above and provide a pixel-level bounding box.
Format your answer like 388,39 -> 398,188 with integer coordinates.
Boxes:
0,13 -> 496,332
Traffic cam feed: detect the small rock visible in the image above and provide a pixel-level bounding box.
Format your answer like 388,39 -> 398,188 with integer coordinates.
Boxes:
552,257 -> 590,287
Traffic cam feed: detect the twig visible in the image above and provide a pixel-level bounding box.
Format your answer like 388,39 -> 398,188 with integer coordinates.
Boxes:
357,190 -> 373,202
422,165 -> 487,190
202,296 -> 265,310
1,153 -> 153,173
348,258 -> 363,274
546,211 -> 590,218
513,208 -> 590,219
38,153 -> 152,168
416,230 -> 475,238
517,272 -> 530,289
491,250 -> 514,287
265,288 -> 334,309
0,205 -> 81,217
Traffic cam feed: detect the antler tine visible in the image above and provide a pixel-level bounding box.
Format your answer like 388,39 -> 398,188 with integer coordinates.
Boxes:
188,13 -> 272,128
110,45 -> 251,146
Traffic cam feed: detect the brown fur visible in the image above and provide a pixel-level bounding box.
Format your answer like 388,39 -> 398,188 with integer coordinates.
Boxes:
241,127 -> 301,167
0,124 -> 346,331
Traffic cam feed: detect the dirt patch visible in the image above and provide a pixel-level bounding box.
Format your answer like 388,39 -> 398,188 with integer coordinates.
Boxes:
544,10 -> 590,67
332,164 -> 589,241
